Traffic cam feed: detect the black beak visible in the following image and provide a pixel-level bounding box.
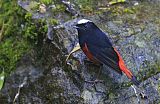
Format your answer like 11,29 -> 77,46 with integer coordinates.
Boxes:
73,25 -> 79,29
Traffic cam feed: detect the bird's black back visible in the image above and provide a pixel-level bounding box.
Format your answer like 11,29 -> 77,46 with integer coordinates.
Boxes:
76,22 -> 122,74
77,22 -> 112,48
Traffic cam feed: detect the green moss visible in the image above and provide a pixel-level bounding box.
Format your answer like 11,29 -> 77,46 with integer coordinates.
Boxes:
27,1 -> 39,11
135,61 -> 160,84
25,12 -> 32,21
0,38 -> 29,74
51,4 -> 66,13
56,4 -> 66,11
40,0 -> 52,5
0,1 -> 29,74
145,62 -> 159,79
81,6 -> 93,14
76,0 -> 93,8
123,8 -> 135,14
0,1 -> 48,75
23,18 -> 47,46
76,0 -> 94,14
48,18 -> 59,25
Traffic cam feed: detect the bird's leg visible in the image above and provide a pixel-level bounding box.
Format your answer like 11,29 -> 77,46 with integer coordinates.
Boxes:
138,86 -> 148,99
131,85 -> 148,104
85,67 -> 105,93
131,85 -> 140,104
85,66 -> 104,87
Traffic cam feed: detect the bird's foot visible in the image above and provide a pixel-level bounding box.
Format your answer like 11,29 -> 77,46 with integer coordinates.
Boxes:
85,79 -> 105,93
140,91 -> 148,99
131,84 -> 148,104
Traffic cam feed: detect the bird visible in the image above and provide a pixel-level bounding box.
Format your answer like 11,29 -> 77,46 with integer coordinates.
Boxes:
74,19 -> 140,86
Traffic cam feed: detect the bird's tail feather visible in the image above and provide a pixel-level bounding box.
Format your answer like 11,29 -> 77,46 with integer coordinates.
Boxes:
131,76 -> 140,86
113,48 -> 140,86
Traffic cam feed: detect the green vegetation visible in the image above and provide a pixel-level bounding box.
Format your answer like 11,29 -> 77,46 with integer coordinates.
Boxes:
76,0 -> 95,14
48,18 -> 59,25
0,1 -> 47,75
140,61 -> 160,81
0,0 -> 69,77
0,1 -> 29,74
40,0 -> 52,5
51,4 -> 66,13
0,70 -> 5,90
109,0 -> 126,5
23,12 -> 47,44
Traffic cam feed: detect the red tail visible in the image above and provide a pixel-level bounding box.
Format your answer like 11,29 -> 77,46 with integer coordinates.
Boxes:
114,48 -> 140,86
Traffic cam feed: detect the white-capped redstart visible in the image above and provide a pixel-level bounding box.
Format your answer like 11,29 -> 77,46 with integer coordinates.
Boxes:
75,19 -> 140,86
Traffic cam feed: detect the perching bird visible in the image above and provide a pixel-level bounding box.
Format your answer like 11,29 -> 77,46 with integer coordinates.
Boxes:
74,19 -> 140,86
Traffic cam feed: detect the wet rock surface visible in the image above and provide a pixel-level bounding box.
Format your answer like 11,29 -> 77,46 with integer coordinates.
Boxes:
0,0 -> 160,104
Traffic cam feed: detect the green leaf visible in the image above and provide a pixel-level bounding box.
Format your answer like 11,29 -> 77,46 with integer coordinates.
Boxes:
65,43 -> 81,63
109,0 -> 126,5
0,70 -> 5,90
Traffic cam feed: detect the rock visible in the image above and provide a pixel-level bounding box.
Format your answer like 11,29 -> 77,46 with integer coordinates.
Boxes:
0,0 -> 160,104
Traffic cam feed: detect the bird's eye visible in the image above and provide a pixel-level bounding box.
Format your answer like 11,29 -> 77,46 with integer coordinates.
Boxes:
84,24 -> 88,28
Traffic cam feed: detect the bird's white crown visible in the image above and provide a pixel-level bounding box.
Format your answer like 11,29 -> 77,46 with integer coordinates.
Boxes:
77,19 -> 91,24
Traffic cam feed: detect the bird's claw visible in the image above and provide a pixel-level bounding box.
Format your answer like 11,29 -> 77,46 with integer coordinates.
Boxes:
140,91 -> 148,99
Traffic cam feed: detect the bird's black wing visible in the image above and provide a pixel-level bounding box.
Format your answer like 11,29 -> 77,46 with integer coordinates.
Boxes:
87,44 -> 122,75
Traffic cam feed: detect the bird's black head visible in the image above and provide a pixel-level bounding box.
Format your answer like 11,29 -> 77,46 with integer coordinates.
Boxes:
75,19 -> 102,46
74,19 -> 110,48
74,19 -> 98,33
